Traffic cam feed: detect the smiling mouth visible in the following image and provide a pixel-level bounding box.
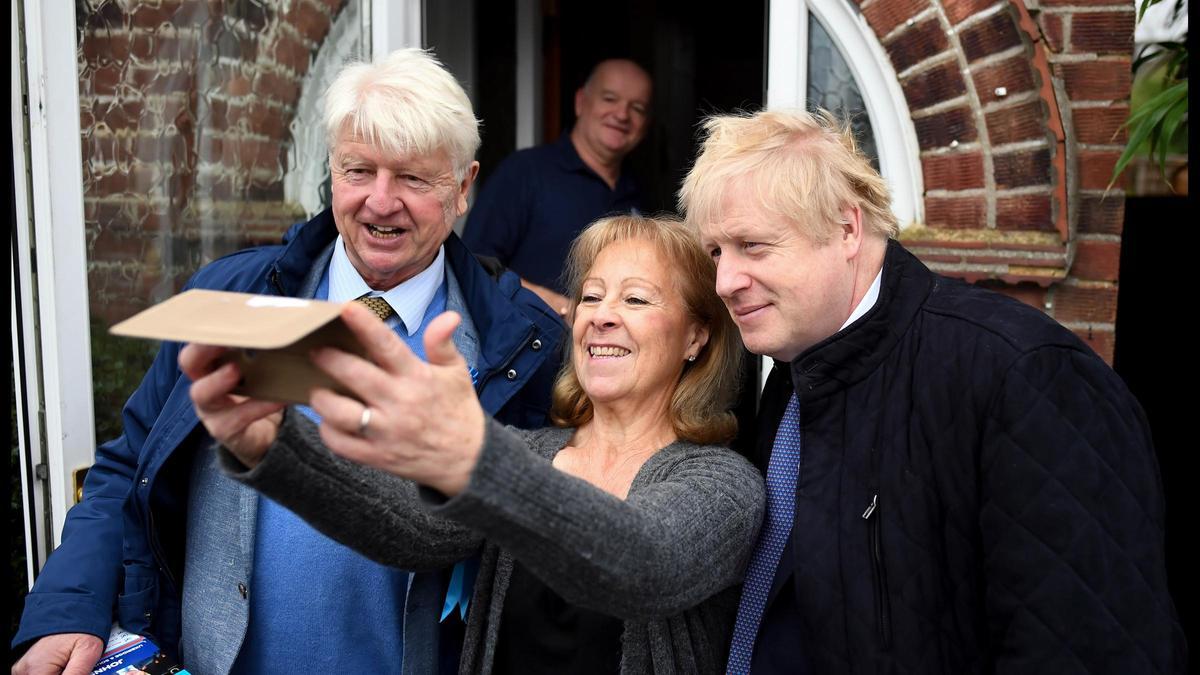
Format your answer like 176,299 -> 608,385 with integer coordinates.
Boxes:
588,345 -> 631,358
366,224 -> 407,239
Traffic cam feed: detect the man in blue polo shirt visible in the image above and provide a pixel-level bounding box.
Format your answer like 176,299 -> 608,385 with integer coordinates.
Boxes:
463,58 -> 652,317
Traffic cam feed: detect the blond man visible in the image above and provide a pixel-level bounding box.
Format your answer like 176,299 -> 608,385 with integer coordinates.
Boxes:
680,110 -> 1185,674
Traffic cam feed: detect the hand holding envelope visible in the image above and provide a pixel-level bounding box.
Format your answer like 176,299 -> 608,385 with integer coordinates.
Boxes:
113,288 -> 357,468
112,289 -> 367,405
304,303 -> 487,497
180,343 -> 285,469
118,290 -> 487,491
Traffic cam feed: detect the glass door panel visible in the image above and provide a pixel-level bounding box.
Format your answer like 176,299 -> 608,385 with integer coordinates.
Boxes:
807,12 -> 880,168
76,0 -> 368,443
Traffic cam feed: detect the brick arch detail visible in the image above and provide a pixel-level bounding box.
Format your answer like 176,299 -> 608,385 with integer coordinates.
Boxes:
854,0 -> 1133,361
859,0 -> 1069,284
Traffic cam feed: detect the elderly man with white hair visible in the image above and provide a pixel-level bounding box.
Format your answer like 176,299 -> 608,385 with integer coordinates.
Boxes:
13,49 -> 563,675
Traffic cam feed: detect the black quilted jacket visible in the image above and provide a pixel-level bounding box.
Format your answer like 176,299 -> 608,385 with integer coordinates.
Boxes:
751,240 -> 1186,674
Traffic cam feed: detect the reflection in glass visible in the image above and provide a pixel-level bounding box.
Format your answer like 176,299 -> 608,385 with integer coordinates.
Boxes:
807,13 -> 879,169
75,0 -> 365,443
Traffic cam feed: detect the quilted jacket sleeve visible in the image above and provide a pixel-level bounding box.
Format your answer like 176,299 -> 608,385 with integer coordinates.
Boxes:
978,345 -> 1185,674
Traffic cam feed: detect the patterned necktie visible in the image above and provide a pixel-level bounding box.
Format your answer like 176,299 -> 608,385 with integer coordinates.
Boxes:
727,393 -> 802,674
355,294 -> 395,322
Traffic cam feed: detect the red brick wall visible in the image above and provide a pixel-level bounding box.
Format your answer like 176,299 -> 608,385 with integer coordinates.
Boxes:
858,0 -> 1133,362
78,0 -> 349,323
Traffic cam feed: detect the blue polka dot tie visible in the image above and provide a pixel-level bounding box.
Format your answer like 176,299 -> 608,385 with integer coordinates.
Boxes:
727,393 -> 801,674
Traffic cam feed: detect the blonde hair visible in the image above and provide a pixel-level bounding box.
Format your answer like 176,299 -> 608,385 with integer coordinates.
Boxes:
324,48 -> 480,181
551,215 -> 742,445
678,109 -> 898,243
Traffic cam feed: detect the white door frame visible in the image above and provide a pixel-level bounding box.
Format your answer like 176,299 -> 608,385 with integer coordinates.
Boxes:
371,0 -> 423,59
12,0 -> 96,568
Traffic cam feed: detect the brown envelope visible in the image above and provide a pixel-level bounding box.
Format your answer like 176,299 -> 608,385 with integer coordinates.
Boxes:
110,289 -> 366,404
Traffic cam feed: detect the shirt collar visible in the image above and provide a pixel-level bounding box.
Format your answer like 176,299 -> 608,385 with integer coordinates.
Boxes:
555,131 -> 638,198
839,267 -> 883,331
327,236 -> 445,336
554,132 -> 589,173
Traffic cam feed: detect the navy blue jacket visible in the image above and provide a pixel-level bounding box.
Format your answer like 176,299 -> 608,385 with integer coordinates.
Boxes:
750,240 -> 1185,674
14,209 -> 565,655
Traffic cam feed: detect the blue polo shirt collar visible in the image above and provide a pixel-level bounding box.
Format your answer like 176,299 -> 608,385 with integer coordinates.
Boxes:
554,132 -> 639,201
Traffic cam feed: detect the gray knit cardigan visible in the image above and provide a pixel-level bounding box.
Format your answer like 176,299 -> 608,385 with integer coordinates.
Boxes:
221,411 -> 765,674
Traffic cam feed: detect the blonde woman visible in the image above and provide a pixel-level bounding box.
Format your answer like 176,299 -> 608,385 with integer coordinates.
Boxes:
183,215 -> 765,674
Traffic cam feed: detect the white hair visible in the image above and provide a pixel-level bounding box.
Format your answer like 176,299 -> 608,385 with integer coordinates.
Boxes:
323,48 -> 480,180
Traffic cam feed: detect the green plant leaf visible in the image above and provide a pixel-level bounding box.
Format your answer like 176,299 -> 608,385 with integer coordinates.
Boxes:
1138,0 -> 1160,22
1134,48 -> 1161,73
1109,79 -> 1188,191
1124,83 -> 1184,132
1132,42 -> 1185,73
1158,87 -> 1189,147
1166,46 -> 1189,80
1155,93 -> 1188,172
1127,96 -> 1174,154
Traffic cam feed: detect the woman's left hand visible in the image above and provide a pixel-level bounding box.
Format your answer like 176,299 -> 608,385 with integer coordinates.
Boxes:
309,303 -> 486,496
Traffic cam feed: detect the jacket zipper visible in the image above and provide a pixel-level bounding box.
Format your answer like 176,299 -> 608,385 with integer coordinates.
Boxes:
864,446 -> 892,649
147,507 -> 178,593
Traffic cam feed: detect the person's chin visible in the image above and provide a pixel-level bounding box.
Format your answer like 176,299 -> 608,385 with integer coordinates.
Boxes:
739,325 -> 793,361
599,131 -> 631,152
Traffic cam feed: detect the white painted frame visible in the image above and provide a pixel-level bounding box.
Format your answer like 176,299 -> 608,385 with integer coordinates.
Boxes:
12,0 -> 50,581
371,0 -> 423,59
12,0 -> 97,559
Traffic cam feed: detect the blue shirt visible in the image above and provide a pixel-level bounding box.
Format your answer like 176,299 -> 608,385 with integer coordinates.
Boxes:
232,243 -> 449,673
327,234 -> 446,338
463,133 -> 641,294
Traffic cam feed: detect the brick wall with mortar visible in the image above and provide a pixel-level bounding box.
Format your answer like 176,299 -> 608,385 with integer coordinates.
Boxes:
859,0 -> 1133,362
78,0 -> 349,324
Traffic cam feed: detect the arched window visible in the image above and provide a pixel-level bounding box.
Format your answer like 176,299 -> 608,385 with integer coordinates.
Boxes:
768,0 -> 923,229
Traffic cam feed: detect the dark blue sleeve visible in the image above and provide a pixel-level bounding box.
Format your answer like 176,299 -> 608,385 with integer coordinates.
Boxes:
12,251 -> 273,650
13,337 -> 185,648
462,154 -> 533,264
979,346 -> 1185,673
